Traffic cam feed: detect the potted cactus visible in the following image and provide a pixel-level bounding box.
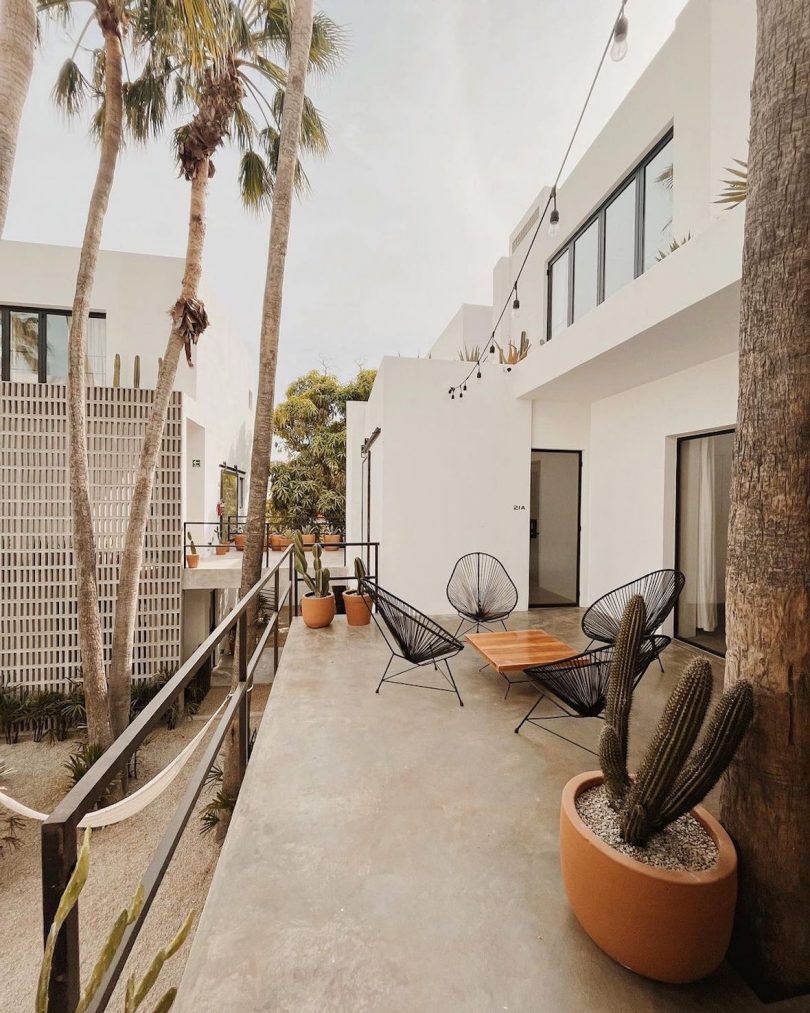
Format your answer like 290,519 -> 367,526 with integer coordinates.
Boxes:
293,532 -> 335,628
186,532 -> 200,568
559,595 -> 753,985
343,557 -> 373,626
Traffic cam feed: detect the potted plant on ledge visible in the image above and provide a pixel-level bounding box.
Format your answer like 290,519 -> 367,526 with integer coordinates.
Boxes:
559,595 -> 753,985
293,532 -> 335,629
343,557 -> 372,626
186,532 -> 200,569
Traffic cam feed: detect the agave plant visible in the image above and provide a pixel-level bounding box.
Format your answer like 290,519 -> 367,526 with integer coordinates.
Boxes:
715,159 -> 748,209
458,344 -> 481,363
496,332 -> 531,365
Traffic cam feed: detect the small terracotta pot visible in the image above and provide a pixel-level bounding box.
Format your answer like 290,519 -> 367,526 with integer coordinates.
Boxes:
301,592 -> 335,629
215,544 -> 229,556
559,771 -> 737,984
344,592 -> 372,626
302,533 -> 317,548
233,533 -> 246,551
274,535 -> 293,552
186,553 -> 200,569
323,533 -> 342,551
270,533 -> 282,552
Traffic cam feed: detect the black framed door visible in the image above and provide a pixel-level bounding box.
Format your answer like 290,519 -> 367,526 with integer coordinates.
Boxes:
529,449 -> 582,607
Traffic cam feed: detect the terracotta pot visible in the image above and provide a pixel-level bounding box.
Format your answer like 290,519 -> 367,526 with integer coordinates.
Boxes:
270,533 -> 282,552
186,553 -> 200,569
273,535 -> 293,552
302,533 -> 317,548
559,771 -> 737,984
215,544 -> 229,556
323,533 -> 342,551
344,591 -> 372,626
301,592 -> 335,629
233,533 -> 246,551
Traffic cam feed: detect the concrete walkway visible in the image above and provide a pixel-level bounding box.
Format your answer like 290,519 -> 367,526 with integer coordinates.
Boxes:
176,613 -> 795,1013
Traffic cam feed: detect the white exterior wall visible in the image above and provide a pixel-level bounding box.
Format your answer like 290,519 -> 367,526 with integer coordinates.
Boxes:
430,304 -> 492,361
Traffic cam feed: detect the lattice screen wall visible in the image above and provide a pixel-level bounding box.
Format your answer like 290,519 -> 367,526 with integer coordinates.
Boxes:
0,383 -> 182,693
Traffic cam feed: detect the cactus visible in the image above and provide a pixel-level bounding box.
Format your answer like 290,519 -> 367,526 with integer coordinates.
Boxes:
598,599 -> 754,847
133,354 -> 141,389
187,531 -> 197,555
37,827 -> 194,1013
353,556 -> 367,590
112,353 -> 121,388
293,531 -> 330,597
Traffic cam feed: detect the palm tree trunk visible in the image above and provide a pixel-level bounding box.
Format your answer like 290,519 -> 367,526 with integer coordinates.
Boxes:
108,161 -> 209,737
223,0 -> 314,803
67,25 -> 125,750
721,0 -> 810,1000
0,0 -> 35,236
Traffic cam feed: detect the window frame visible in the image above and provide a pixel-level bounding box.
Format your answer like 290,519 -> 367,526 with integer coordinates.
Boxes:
546,128 -> 674,340
0,305 -> 106,383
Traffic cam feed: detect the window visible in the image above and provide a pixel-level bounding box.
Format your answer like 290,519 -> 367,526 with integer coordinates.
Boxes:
546,130 -> 673,339
0,306 -> 106,383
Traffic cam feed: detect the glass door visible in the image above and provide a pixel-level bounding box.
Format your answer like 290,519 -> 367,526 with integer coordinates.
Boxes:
675,430 -> 735,655
529,450 -> 581,607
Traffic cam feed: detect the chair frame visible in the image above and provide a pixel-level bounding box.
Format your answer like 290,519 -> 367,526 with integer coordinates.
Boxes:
446,552 -> 519,638
361,578 -> 466,707
514,636 -> 670,754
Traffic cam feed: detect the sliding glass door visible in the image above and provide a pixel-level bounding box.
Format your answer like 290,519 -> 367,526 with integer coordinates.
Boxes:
675,430 -> 735,655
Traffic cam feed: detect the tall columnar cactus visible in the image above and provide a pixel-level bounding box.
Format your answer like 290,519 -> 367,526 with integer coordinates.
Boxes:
353,556 -> 367,589
112,353 -> 121,388
133,354 -> 141,389
293,531 -> 331,597
598,599 -> 754,847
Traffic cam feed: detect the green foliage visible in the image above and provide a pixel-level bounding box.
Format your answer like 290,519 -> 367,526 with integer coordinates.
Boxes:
186,531 -> 197,555
597,599 -> 754,846
269,368 -> 376,532
64,741 -> 107,790
353,556 -> 367,590
0,684 -> 86,744
293,533 -> 331,597
37,827 -> 193,1013
655,232 -> 692,262
1,812 -> 24,858
199,788 -> 236,836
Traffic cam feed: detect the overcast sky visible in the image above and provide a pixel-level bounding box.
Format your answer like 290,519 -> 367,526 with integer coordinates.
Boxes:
5,0 -> 688,392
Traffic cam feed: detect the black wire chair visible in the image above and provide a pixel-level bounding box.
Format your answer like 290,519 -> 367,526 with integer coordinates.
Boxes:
361,578 -> 465,707
581,569 -> 685,671
514,635 -> 670,753
446,552 -> 519,638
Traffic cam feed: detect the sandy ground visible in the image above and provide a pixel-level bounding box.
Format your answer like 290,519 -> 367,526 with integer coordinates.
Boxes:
0,652 -> 278,1011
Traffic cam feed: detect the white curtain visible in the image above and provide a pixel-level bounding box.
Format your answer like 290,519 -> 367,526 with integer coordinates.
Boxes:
84,316 -> 107,385
696,438 -> 718,632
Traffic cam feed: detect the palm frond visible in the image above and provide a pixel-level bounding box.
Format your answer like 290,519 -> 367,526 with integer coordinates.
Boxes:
309,10 -> 345,71
52,58 -> 89,116
271,88 -> 327,154
124,60 -> 171,141
715,159 -> 748,208
239,149 -> 273,211
230,102 -> 257,150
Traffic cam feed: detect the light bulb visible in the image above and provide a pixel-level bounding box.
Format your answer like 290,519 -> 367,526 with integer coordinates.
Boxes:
489,343 -> 495,355
611,13 -> 628,62
512,287 -> 520,315
549,208 -> 560,238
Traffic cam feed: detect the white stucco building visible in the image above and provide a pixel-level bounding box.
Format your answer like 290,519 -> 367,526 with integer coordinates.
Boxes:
346,0 -> 753,658
0,240 -> 255,691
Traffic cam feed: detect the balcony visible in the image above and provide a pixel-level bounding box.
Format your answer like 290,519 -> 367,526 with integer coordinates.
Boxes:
175,608 -> 778,1012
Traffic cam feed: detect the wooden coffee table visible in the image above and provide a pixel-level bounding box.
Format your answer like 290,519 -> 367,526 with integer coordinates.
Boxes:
466,629 -> 576,697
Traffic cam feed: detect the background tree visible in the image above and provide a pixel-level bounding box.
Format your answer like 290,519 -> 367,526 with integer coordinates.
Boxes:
721,0 -> 809,999
269,367 -> 375,532
0,0 -> 36,236
105,0 -> 339,736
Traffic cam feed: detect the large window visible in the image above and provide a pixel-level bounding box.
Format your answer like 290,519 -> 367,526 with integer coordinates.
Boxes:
0,306 -> 106,383
547,131 -> 674,338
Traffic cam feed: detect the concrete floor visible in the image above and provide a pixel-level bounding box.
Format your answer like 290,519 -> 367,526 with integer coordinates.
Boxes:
176,610 -> 806,1013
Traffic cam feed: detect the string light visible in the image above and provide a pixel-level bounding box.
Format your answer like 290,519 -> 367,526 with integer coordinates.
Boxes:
447,0 -> 630,401
611,10 -> 629,62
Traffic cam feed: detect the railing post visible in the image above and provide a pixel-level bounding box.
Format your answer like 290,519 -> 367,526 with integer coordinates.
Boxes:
41,820 -> 80,1012
374,541 -> 380,602
237,613 -> 248,781
288,550 -> 294,627
273,567 -> 280,674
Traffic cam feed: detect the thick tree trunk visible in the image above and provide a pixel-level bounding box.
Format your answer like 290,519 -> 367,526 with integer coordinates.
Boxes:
67,24 -> 125,750
222,0 -> 314,803
720,0 -> 810,1000
108,163 -> 209,736
0,0 -> 35,236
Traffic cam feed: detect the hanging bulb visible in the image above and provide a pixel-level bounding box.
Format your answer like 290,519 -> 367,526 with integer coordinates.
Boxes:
507,366 -> 512,373
512,284 -> 520,314
549,208 -> 560,237
463,383 -> 467,391
489,342 -> 495,355
611,12 -> 628,62
451,391 -> 455,399
459,390 -> 463,398
476,369 -> 482,379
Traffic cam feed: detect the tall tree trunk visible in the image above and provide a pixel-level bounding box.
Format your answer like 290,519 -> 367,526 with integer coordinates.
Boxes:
222,0 -> 314,802
108,162 -> 209,736
0,0 -> 35,236
67,23 -> 125,750
721,0 -> 810,1000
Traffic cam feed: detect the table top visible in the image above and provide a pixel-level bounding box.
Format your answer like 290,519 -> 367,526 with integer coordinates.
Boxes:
465,629 -> 576,673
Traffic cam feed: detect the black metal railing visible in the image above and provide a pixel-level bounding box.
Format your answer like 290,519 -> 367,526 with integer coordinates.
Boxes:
182,520 -> 272,568
40,545 -> 296,1012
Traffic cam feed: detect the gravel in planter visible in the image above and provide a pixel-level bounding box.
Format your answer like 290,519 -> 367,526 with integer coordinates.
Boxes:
575,784 -> 718,872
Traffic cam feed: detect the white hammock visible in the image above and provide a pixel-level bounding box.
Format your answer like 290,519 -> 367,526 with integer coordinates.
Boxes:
0,694 -> 229,828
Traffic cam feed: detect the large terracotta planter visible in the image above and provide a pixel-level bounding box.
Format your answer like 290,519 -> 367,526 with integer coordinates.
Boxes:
323,533 -> 341,552
186,553 -> 200,569
559,771 -> 737,984
301,592 -> 336,629
272,535 -> 293,552
302,533 -> 317,548
215,543 -> 229,556
344,591 -> 372,626
233,533 -> 246,551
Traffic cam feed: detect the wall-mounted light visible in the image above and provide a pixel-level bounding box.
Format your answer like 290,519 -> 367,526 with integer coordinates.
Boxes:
512,283 -> 520,314
611,11 -> 628,62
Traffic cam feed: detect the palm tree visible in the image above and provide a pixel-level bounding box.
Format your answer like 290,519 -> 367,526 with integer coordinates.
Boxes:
721,0 -> 810,999
52,0 -> 231,748
0,0 -> 36,236
106,0 -> 340,736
